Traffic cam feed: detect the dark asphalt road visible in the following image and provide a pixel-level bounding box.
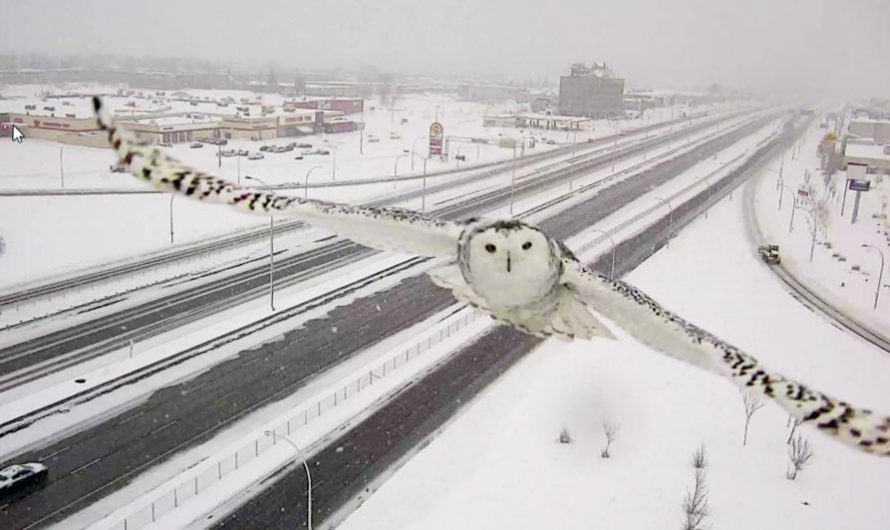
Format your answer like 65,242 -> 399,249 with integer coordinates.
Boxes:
216,120 -> 798,530
0,111 -> 781,529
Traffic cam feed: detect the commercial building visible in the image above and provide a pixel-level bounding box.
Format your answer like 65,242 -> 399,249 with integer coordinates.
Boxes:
558,62 -> 625,118
118,115 -> 221,144
286,97 -> 364,115
844,141 -> 890,173
457,84 -> 523,103
848,118 -> 890,144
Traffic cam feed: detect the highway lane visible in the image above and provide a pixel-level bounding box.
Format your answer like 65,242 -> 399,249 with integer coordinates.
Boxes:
0,110 -> 748,387
216,121 -> 798,530
0,111 -> 781,528
0,111 -> 699,310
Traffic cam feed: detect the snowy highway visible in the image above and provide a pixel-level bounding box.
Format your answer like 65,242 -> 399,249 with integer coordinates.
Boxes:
0,108 -> 757,390
0,107 -> 789,529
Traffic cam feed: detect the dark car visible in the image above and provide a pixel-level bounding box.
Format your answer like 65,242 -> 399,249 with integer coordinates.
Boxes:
189,142 -> 204,149
0,463 -> 48,501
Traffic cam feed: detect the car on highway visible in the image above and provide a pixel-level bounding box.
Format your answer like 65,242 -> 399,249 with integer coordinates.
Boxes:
0,463 -> 48,501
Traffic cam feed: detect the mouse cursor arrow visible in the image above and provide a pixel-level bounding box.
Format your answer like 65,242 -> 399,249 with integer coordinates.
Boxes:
11,125 -> 24,143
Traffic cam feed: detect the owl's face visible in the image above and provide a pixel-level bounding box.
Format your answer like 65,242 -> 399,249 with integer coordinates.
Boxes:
461,221 -> 560,308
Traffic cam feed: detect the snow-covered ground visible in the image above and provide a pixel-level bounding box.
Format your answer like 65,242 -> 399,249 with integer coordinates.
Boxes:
753,118 -> 890,335
338,179 -> 890,530
0,100 -> 730,293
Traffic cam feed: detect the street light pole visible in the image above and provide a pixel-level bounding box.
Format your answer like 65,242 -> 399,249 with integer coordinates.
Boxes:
509,145 -> 517,216
861,244 -> 885,309
332,147 -> 337,182
411,138 -> 425,172
245,176 -> 275,311
59,147 -> 65,189
702,176 -> 712,219
304,166 -> 323,199
265,431 -> 312,530
654,196 -> 674,247
169,194 -> 175,244
394,153 -> 407,178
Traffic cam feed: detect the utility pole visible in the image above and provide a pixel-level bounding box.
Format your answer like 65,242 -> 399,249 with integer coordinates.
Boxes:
59,147 -> 65,189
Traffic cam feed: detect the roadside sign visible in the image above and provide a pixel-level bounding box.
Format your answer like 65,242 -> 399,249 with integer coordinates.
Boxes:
429,122 -> 444,157
849,179 -> 871,192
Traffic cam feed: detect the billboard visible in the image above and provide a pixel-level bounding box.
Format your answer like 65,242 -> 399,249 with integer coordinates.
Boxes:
429,122 -> 444,157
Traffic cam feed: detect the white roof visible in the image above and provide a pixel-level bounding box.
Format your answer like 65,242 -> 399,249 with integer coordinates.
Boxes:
845,142 -> 890,162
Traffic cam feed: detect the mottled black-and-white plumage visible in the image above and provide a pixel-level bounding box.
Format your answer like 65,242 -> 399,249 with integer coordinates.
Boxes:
94,96 -> 890,456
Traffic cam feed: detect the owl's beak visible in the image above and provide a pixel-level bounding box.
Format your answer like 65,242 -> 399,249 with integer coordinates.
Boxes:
506,251 -> 512,273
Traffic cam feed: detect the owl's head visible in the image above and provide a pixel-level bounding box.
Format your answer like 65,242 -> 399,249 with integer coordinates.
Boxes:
459,219 -> 561,306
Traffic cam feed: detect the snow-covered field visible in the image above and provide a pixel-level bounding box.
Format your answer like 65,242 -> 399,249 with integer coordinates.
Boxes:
753,118 -> 890,334
338,180 -> 890,530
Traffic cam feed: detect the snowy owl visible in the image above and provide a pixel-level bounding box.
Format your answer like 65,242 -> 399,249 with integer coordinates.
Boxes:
93,97 -> 890,456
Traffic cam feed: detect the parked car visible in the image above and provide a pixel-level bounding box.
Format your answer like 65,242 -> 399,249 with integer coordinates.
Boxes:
159,142 -> 173,148
110,163 -> 127,173
259,145 -> 273,152
272,145 -> 293,153
367,134 -> 380,143
295,143 -> 313,149
236,148 -> 250,157
389,132 -> 401,140
315,149 -> 331,155
293,156 -> 304,160
189,142 -> 204,149
0,463 -> 48,501
247,152 -> 265,160
219,149 -> 236,157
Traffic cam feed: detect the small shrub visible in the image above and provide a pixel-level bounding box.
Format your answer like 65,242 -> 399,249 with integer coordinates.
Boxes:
691,444 -> 707,470
558,427 -> 572,444
786,434 -> 814,480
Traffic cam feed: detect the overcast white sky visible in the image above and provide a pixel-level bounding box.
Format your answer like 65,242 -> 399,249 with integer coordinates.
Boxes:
1,0 -> 888,96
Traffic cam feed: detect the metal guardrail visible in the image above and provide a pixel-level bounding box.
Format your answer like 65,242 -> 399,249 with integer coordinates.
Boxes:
104,309 -> 481,530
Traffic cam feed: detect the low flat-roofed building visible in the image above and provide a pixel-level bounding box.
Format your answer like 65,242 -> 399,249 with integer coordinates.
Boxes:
221,115 -> 278,141
287,97 -> 364,115
844,141 -> 890,173
7,112 -> 99,142
118,115 -> 221,144
848,118 -> 890,144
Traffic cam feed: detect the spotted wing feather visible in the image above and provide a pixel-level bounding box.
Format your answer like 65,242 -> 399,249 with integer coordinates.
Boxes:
92,97 -> 462,257
562,258 -> 890,457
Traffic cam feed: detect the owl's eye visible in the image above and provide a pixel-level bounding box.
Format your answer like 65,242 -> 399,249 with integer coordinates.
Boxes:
485,243 -> 497,253
522,241 -> 532,250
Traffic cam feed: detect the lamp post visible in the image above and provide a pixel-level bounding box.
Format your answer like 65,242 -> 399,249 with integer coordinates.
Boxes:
265,430 -> 312,530
169,194 -> 175,244
304,166 -> 323,199
654,196 -> 674,247
332,147 -> 337,182
394,153 -> 407,178
244,176 -> 275,311
59,147 -> 65,189
509,145 -> 517,216
411,137 -> 425,171
589,228 -> 617,280
861,244 -> 885,310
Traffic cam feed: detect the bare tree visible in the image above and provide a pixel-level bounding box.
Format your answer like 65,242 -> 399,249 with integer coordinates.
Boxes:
601,422 -> 620,458
691,443 -> 707,470
682,469 -> 710,530
787,417 -> 802,444
741,391 -> 765,446
786,434 -> 814,480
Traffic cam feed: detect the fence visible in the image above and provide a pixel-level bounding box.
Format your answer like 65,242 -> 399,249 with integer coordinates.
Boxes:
108,308 -> 482,530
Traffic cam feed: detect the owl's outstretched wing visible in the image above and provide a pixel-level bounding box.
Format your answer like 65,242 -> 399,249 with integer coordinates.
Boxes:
92,97 -> 462,257
561,257 -> 890,456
